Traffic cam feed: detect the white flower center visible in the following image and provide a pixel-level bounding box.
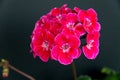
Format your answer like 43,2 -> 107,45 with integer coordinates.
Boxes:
85,18 -> 92,27
56,14 -> 62,21
41,41 -> 49,51
66,22 -> 74,29
62,43 -> 70,53
86,40 -> 94,50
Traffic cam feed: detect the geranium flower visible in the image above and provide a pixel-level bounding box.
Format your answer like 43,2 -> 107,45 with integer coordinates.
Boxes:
50,4 -> 71,22
30,4 -> 101,65
34,15 -> 51,31
62,13 -> 77,29
61,12 -> 86,38
62,23 -> 86,38
82,32 -> 100,59
78,8 -> 101,33
31,28 -> 54,62
51,33 -> 81,65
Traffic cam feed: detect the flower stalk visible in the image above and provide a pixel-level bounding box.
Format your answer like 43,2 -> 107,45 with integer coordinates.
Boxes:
71,62 -> 77,80
0,59 -> 36,80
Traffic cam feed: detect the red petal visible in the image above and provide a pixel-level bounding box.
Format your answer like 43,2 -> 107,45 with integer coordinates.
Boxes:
78,10 -> 87,22
45,31 -> 54,47
87,8 -> 98,21
39,49 -> 50,62
51,7 -> 61,16
61,4 -> 71,14
66,13 -> 77,22
54,33 -> 66,46
67,35 -> 80,48
62,29 -> 75,36
58,52 -> 73,65
86,32 -> 100,42
74,23 -> 86,37
93,22 -> 101,32
73,7 -> 81,13
82,45 -> 99,59
68,48 -> 81,59
51,46 -> 62,61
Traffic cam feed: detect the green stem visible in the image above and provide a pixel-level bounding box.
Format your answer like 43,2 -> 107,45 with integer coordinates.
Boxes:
71,62 -> 77,80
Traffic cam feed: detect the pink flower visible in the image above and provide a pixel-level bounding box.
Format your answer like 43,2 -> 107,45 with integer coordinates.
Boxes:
31,28 -> 54,62
62,13 -> 86,37
82,32 -> 100,59
50,4 -> 71,22
62,23 -> 86,38
34,15 -> 51,31
62,13 -> 77,29
30,4 -> 101,65
78,8 -> 101,33
83,18 -> 101,33
51,33 -> 81,65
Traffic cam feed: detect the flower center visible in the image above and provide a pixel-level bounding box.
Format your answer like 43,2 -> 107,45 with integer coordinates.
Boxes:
62,43 -> 70,53
66,22 -> 74,29
56,14 -> 62,21
41,41 -> 49,51
84,18 -> 92,27
86,40 -> 94,50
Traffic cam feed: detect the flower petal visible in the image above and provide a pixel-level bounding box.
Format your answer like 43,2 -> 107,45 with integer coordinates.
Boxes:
68,48 -> 81,59
50,7 -> 61,16
54,33 -> 66,46
93,22 -> 101,32
78,10 -> 87,22
58,52 -> 73,65
39,49 -> 50,62
66,13 -> 77,22
61,4 -> 71,14
82,45 -> 99,59
51,46 -> 62,61
67,35 -> 80,48
74,23 -> 86,37
87,8 -> 98,21
73,7 -> 81,13
86,32 -> 100,42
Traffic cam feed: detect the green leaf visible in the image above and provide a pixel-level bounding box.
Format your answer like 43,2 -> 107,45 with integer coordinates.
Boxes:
77,75 -> 92,80
101,67 -> 116,75
105,74 -> 118,80
117,72 -> 120,80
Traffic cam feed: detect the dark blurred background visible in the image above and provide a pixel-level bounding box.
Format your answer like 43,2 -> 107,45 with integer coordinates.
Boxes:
0,0 -> 120,80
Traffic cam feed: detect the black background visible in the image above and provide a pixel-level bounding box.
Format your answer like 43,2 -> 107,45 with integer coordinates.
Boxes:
0,0 -> 120,80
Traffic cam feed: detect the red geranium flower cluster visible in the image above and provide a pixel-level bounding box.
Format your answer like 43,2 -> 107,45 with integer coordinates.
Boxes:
30,4 -> 101,65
